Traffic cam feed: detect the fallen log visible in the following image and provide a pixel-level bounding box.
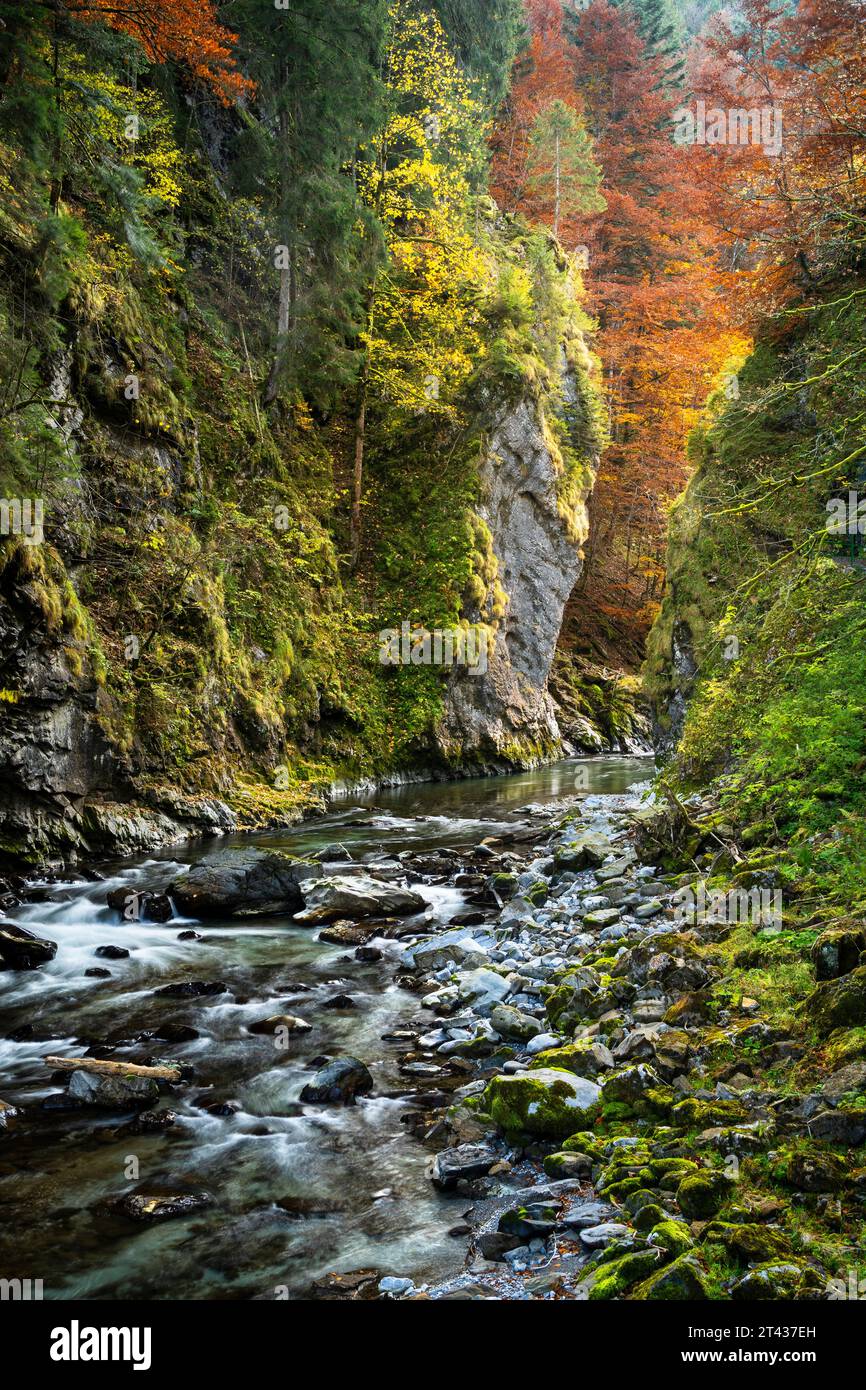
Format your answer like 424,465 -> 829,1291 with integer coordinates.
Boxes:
44,1056 -> 181,1082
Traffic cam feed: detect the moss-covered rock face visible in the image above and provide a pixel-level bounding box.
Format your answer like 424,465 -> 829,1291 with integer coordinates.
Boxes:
805,968 -> 866,1034
676,1170 -> 736,1220
483,1068 -> 601,1140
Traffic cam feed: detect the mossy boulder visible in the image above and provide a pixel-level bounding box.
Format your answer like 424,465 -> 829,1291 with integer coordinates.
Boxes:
530,1037 -> 613,1077
633,1203 -> 668,1232
677,1170 -> 736,1220
545,967 -> 602,1028
483,1068 -> 601,1140
553,834 -> 611,872
525,880 -> 549,907
671,1097 -> 750,1127
647,1219 -> 694,1256
731,1261 -> 825,1301
489,872 -> 519,900
804,967 -> 866,1034
561,1129 -> 607,1160
489,1003 -> 543,1042
586,1248 -> 666,1301
702,1222 -> 792,1265
543,1150 -> 594,1178
633,1253 -> 710,1300
774,1147 -> 847,1193
601,1064 -> 662,1110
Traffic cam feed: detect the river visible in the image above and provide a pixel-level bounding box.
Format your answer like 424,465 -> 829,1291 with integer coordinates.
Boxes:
0,755 -> 653,1300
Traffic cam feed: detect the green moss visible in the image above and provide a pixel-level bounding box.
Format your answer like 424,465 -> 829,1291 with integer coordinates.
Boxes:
483,1069 -> 601,1140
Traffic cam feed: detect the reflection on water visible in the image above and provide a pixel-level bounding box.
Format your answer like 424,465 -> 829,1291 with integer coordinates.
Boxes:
0,755 -> 654,1300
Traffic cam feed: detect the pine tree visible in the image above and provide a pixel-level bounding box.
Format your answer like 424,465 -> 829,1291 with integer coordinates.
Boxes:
526,99 -> 605,241
229,0 -> 387,407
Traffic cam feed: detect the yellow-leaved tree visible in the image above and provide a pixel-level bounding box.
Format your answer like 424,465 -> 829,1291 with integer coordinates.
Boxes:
350,0 -> 489,566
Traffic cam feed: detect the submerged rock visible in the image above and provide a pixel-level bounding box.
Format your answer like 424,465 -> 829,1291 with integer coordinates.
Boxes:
113,1191 -> 213,1221
300,1056 -> 373,1105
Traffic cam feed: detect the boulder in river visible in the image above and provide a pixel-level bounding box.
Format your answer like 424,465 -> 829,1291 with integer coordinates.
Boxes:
153,980 -> 228,999
106,888 -> 173,922
317,922 -> 378,947
294,875 -> 425,924
490,1002 -> 543,1042
169,850 -> 306,918
248,1014 -> 312,1036
0,923 -> 57,971
113,1191 -> 213,1221
68,1069 -> 161,1110
300,1056 -> 373,1105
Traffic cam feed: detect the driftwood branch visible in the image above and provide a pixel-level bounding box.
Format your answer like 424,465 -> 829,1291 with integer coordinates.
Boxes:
45,1056 -> 181,1082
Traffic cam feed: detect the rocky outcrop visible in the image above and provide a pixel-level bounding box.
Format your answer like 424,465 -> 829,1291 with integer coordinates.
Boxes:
0,538 -> 237,868
439,373 -> 597,770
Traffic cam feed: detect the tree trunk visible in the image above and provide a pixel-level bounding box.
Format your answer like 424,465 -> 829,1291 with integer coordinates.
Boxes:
349,382 -> 367,569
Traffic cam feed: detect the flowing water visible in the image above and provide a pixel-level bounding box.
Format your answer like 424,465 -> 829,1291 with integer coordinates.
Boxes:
0,755 -> 653,1300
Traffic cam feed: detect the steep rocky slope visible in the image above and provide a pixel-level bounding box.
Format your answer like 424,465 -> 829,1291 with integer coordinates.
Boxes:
0,197 -> 603,868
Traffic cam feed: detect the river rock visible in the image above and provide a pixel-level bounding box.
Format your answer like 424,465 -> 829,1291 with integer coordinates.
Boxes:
153,980 -> 228,998
483,1069 -> 602,1139
554,834 -> 612,871
106,888 -> 173,922
430,1143 -> 499,1190
0,923 -> 57,970
457,967 -> 511,1009
300,1056 -> 373,1105
490,1003 -> 543,1041
248,1014 -> 312,1036
402,932 -> 488,972
114,1191 -> 213,1221
95,944 -> 130,960
295,876 -> 426,924
68,1069 -> 160,1110
318,922 -> 377,946
0,1099 -> 21,1131
170,851 -> 306,918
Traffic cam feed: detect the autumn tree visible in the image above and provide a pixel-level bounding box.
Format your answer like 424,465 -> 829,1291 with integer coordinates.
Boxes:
563,0 -> 744,641
490,0 -> 580,217
348,1 -> 489,566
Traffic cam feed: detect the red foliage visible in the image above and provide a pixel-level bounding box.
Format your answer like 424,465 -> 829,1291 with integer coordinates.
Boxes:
68,0 -> 253,103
